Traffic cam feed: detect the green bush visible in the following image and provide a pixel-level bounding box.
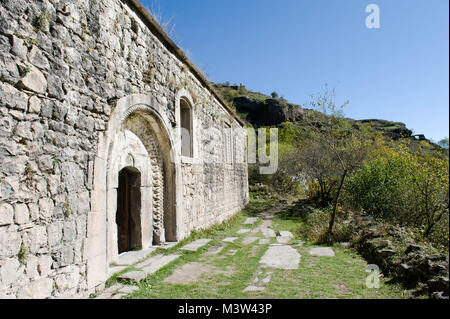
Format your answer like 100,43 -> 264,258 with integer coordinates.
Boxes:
345,147 -> 449,248
344,154 -> 411,222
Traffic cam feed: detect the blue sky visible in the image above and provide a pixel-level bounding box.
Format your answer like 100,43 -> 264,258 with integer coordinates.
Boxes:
142,0 -> 449,142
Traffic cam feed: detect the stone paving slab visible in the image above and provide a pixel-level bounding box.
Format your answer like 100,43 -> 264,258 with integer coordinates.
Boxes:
242,237 -> 259,245
135,254 -> 164,269
154,242 -> 178,250
118,254 -> 180,282
103,283 -> 124,294
96,292 -> 113,299
117,285 -> 139,294
258,239 -> 271,245
164,262 -> 217,284
236,229 -> 250,234
222,237 -> 238,243
97,284 -> 139,299
108,265 -> 128,276
261,228 -> 276,238
141,255 -> 180,274
118,270 -> 146,283
308,247 -> 335,257
117,248 -> 156,266
180,239 -> 212,251
260,245 -> 301,269
279,231 -> 294,238
276,236 -> 292,244
243,218 -> 258,225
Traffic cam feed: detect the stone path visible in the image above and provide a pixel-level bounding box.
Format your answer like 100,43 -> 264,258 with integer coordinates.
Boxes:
241,205 -> 301,292
96,239 -> 211,299
91,203 -> 402,299
96,204 -> 308,299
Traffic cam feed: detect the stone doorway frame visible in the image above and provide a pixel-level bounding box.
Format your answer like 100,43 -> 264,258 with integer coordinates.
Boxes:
86,94 -> 184,291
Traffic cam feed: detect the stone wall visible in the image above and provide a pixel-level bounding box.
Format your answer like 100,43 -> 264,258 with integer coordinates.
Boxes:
352,217 -> 449,299
0,0 -> 248,298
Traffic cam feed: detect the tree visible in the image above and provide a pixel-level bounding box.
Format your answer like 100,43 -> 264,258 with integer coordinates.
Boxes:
271,92 -> 279,99
438,137 -> 449,149
295,85 -> 373,241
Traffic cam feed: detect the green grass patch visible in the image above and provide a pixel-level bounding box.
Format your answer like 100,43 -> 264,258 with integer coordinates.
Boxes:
112,192 -> 411,299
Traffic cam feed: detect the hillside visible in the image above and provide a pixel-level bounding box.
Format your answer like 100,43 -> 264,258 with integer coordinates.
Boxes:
213,82 -> 446,155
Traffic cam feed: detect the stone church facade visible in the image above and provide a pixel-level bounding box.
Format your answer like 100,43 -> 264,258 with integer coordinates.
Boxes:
0,0 -> 249,298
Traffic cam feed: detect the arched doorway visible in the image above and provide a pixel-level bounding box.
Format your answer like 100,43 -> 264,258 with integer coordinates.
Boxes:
87,94 -> 184,291
116,167 -> 142,254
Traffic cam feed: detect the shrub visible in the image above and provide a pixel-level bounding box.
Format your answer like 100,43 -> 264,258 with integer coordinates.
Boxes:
345,146 -> 449,248
344,152 -> 411,222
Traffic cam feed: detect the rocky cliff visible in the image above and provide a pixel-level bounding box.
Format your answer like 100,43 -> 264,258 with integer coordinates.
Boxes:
213,83 -> 444,149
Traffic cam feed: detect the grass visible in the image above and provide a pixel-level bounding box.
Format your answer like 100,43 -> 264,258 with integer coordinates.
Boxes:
109,191 -> 413,299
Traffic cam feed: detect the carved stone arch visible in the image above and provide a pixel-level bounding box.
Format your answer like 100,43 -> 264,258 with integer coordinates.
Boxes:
87,94 -> 184,291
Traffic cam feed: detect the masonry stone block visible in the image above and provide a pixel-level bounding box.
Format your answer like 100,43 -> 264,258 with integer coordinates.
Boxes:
0,203 -> 14,226
14,203 -> 29,225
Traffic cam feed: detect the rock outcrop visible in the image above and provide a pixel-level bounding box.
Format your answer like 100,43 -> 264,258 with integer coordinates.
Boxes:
233,97 -> 304,127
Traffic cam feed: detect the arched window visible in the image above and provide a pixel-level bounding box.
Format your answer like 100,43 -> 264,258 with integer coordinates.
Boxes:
180,98 -> 193,157
223,122 -> 232,164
